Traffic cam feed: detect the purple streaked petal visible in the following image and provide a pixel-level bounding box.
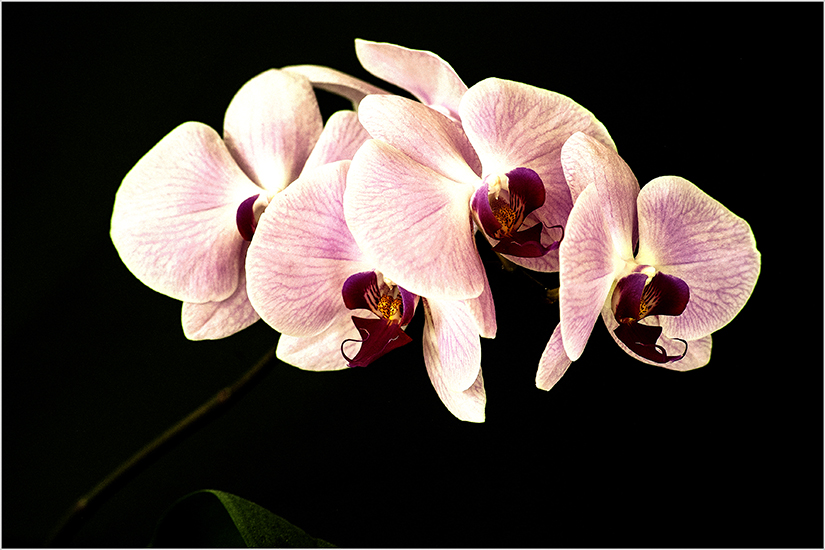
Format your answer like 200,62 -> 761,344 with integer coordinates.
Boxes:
613,322 -> 686,363
471,180 -> 501,238
507,167 -> 546,217
422,298 -> 482,392
602,309 -> 712,371
635,176 -> 761,340
536,323 -> 572,391
491,223 -> 553,258
342,270 -> 381,312
355,39 -> 468,121
300,110 -> 372,174
561,132 -> 639,260
344,139 -> 485,300
110,122 -> 261,303
223,69 -> 323,193
276,311 -> 371,372
559,181 -> 623,361
357,94 -> 482,182
398,286 -> 417,326
246,160 -> 373,337
181,265 -> 260,340
612,272 -> 647,322
282,64 -> 389,107
343,316 -> 413,367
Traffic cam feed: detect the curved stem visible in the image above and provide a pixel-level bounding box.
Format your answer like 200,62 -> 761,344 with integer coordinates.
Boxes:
44,342 -> 279,547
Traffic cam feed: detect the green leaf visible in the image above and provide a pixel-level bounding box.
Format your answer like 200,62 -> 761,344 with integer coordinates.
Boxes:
150,489 -> 335,547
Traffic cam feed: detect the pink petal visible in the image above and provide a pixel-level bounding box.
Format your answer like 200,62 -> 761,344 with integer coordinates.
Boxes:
357,94 -> 482,182
464,269 -> 497,339
422,298 -> 482,392
181,263 -> 260,340
344,139 -> 485,300
276,311 -> 372,372
635,176 -> 761,340
246,160 -> 372,337
223,69 -> 323,193
355,39 -> 468,121
110,122 -> 261,303
559,181 -> 623,361
301,110 -> 371,174
561,132 -> 639,260
282,64 -> 389,107
536,323 -> 573,391
601,309 -> 713,371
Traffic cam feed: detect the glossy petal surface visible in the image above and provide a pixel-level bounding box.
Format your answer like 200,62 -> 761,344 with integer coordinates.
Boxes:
345,139 -> 484,300
536,323 -> 573,391
301,110 -> 371,174
422,298 -> 482,392
355,39 -> 468,121
111,122 -> 260,303
635,176 -> 761,340
282,64 -> 388,107
277,311 -> 371,372
181,266 -> 260,340
224,69 -> 323,193
246,160 -> 372,337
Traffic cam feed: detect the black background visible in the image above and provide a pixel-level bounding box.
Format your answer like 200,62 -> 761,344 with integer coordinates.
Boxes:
3,3 -> 822,548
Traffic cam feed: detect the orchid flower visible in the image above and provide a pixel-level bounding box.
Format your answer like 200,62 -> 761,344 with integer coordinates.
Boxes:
536,132 -> 761,390
343,78 -> 614,302
245,160 -> 494,423
110,69 -> 368,340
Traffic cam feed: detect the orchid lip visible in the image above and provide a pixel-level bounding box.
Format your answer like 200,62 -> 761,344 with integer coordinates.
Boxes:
472,167 -> 558,257
236,193 -> 272,241
340,270 -> 417,367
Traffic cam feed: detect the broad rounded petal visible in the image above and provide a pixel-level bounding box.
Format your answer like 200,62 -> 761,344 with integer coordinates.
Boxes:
181,264 -> 260,340
562,132 -> 639,260
111,122 -> 260,303
559,182 -> 624,360
355,39 -> 468,121
358,94 -> 482,182
345,139 -> 485,300
246,160 -> 372,337
464,269 -> 497,339
422,311 -> 486,423
602,309 -> 713,371
301,110 -> 371,174
224,69 -> 323,193
276,311 -> 372,372
282,64 -> 389,107
422,298 -> 482,392
635,176 -> 761,340
536,323 -> 573,391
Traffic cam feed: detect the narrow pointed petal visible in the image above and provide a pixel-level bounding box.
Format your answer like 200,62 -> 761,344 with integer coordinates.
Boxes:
562,132 -> 639,260
246,160 -> 372,337
422,298 -> 482,392
111,122 -> 260,303
282,64 -> 389,107
536,323 -> 573,391
181,266 -> 260,340
301,110 -> 371,174
345,139 -> 485,300
224,69 -> 323,193
635,176 -> 761,340
355,39 -> 468,121
277,311 -> 370,372
358,94 -> 482,182
602,309 -> 712,371
559,182 -> 623,360
422,310 -> 486,423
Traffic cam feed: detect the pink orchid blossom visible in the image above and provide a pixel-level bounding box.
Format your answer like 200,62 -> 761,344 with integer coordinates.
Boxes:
245,160 -> 494,423
344,78 -> 614,302
111,69 -> 368,340
536,132 -> 761,390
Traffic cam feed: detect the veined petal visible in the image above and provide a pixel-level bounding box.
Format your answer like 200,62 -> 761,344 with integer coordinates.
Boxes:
559,181 -> 623,360
246,160 -> 372,337
602,309 -> 712,371
181,263 -> 260,340
464,268 -> 497,339
635,176 -> 761,340
224,69 -> 323,193
536,323 -> 573,391
301,110 -> 371,174
345,139 -> 485,300
358,94 -> 482,182
277,310 -> 373,372
282,64 -> 389,108
422,298 -> 482,392
355,39 -> 468,121
111,122 -> 260,303
561,132 -> 639,260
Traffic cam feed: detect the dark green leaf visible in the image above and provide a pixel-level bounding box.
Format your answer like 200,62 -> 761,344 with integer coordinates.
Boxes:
150,489 -> 335,547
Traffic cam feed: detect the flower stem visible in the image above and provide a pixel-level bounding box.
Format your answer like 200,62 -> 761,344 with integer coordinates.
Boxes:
44,342 -> 279,547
